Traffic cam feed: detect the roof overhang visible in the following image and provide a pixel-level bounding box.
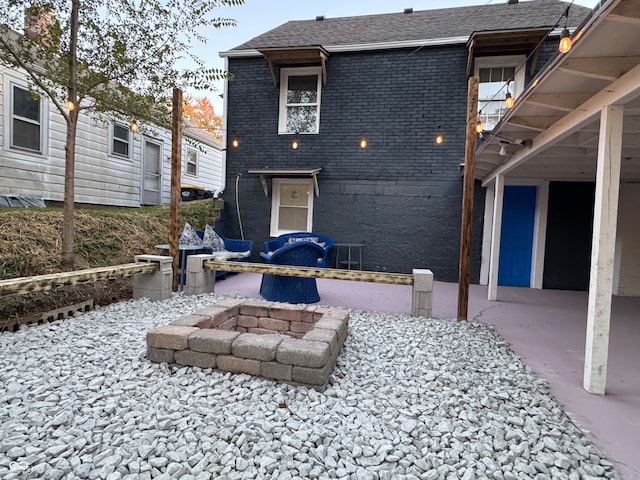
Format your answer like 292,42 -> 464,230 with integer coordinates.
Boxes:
257,46 -> 329,87
476,0 -> 640,186
248,168 -> 322,197
466,28 -> 555,77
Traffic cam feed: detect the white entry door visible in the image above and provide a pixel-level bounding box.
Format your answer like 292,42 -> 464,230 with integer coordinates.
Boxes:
142,139 -> 162,205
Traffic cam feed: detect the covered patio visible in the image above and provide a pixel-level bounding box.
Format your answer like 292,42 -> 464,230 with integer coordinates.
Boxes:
473,0 -> 640,399
214,273 -> 640,479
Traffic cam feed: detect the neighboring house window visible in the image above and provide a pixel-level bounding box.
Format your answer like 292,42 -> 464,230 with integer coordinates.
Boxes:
11,85 -> 42,152
475,55 -> 525,131
278,67 -> 322,134
186,149 -> 198,175
270,178 -> 314,237
111,122 -> 130,157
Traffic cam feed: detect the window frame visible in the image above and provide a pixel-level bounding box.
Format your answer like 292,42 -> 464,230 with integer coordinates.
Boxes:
6,81 -> 46,154
185,148 -> 198,176
270,177 -> 314,237
110,121 -> 132,158
474,55 -> 526,131
278,66 -> 322,135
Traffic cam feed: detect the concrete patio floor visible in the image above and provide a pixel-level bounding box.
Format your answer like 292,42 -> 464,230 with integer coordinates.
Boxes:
214,273 -> 640,479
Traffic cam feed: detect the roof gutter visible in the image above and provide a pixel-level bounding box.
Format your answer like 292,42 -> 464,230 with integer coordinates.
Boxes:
220,35 -> 470,58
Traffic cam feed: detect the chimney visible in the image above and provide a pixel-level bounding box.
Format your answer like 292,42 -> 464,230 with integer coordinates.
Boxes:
507,0 -> 519,4
315,15 -> 325,21
404,8 -> 414,14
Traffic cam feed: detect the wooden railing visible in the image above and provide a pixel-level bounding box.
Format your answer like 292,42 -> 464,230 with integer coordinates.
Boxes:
204,260 -> 414,285
0,263 -> 158,297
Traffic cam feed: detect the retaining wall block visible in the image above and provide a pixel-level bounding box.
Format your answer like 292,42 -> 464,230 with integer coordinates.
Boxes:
302,328 -> 338,351
236,315 -> 258,328
189,329 -> 241,354
231,333 -> 284,361
261,362 -> 293,381
276,338 -> 330,368
257,317 -> 289,332
216,356 -> 262,376
175,350 -> 216,369
238,300 -> 272,317
171,314 -> 212,328
290,321 -> 315,334
146,347 -> 175,364
147,325 -> 198,350
269,303 -> 304,322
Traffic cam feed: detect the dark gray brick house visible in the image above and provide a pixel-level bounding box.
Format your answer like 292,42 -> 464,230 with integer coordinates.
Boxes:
218,0 -> 590,283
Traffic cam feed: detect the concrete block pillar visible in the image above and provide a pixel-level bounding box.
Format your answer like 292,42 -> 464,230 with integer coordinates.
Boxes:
183,254 -> 217,296
412,269 -> 433,318
133,255 -> 173,301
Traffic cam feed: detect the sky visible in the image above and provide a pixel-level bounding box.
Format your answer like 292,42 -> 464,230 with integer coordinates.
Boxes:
199,0 -> 599,114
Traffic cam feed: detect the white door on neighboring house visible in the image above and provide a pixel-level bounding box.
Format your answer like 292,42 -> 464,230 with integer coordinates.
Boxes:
142,139 -> 162,205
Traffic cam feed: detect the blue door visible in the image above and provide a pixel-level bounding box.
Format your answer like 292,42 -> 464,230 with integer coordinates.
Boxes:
498,186 -> 537,287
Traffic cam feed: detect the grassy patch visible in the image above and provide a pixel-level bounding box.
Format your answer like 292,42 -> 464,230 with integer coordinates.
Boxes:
0,199 -> 222,325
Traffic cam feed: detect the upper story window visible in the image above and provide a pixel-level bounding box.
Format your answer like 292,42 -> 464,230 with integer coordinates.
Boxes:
11,85 -> 42,152
475,55 -> 525,131
111,122 -> 130,157
186,148 -> 198,175
278,67 -> 322,134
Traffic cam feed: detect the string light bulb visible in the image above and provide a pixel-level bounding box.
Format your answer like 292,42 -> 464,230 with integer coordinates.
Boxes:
66,100 -> 75,110
559,29 -> 572,53
231,138 -> 239,148
130,120 -> 139,132
291,139 -> 299,150
505,92 -> 514,109
360,138 -> 368,149
435,134 -> 444,144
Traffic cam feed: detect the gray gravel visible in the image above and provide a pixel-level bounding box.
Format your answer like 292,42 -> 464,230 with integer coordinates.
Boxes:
0,294 -> 621,480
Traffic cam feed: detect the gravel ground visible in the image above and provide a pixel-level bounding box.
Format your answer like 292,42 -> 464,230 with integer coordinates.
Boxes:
0,294 -> 621,480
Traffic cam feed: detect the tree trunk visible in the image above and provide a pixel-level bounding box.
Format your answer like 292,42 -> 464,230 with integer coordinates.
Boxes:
61,0 -> 80,271
61,113 -> 78,270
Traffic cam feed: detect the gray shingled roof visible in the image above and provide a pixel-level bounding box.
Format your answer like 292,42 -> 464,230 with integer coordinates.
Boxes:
231,0 -> 592,51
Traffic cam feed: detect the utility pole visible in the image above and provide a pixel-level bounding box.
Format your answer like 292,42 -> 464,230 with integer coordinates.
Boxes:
170,88 -> 183,291
457,76 -> 479,320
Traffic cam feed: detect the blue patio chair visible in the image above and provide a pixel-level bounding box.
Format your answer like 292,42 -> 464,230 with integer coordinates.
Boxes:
259,241 -> 325,303
263,232 -> 334,267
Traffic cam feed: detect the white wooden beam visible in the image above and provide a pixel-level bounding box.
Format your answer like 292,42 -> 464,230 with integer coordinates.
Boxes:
488,175 -> 504,301
480,184 -> 494,286
482,63 -> 640,187
584,104 -> 624,395
531,181 -> 549,289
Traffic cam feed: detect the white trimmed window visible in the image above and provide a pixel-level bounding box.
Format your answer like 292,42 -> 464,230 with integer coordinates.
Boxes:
110,122 -> 131,157
475,55 -> 525,131
278,67 -> 322,134
186,148 -> 198,175
270,178 -> 314,237
10,84 -> 42,152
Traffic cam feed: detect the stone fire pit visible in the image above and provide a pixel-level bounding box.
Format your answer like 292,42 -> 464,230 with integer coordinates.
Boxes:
146,298 -> 349,390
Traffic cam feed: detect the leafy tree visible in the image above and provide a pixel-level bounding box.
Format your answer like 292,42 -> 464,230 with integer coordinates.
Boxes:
0,0 -> 242,269
183,94 -> 223,140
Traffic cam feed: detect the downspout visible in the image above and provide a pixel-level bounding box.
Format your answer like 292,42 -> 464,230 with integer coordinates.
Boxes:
221,56 -> 229,197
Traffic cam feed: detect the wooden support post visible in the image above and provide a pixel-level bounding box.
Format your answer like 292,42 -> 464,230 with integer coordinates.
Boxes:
584,104 -> 623,395
457,76 -> 479,320
488,175 -> 504,301
170,88 -> 183,291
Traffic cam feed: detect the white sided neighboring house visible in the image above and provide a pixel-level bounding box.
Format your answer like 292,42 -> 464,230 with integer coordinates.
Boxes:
0,65 -> 224,208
